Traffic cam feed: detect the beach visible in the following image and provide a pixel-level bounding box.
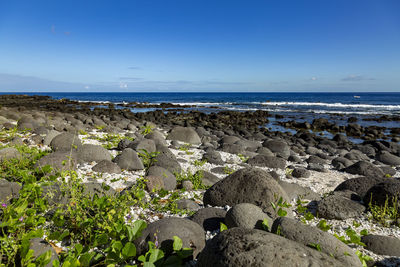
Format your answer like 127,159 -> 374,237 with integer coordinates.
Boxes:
1,94 -> 400,266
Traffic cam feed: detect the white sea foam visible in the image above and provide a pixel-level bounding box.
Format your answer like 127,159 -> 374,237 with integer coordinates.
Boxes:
260,101 -> 400,110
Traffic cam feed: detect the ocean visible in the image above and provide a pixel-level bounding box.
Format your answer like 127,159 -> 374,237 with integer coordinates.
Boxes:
3,92 -> 400,129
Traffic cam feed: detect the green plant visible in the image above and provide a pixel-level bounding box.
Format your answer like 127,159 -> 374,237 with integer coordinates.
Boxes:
138,149 -> 160,171
220,223 -> 228,232
192,159 -> 207,167
317,220 -> 331,232
175,170 -> 208,190
368,195 -> 399,227
223,166 -> 235,175
285,167 -> 294,177
334,227 -> 365,247
78,129 -> 88,135
355,250 -> 373,267
140,125 -> 154,135
271,196 -> 292,217
95,125 -> 105,130
262,218 -> 270,231
96,133 -> 134,150
307,243 -> 322,252
237,154 -> 249,163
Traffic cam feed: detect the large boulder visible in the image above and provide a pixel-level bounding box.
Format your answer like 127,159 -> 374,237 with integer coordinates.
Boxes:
0,147 -> 22,161
50,133 -> 82,152
191,207 -> 227,232
197,227 -> 344,267
343,161 -> 384,177
202,151 -> 224,165
35,151 -> 78,171
146,166 -> 177,191
0,179 -> 21,204
129,139 -> 157,154
92,160 -> 122,174
363,179 -> 400,208
79,144 -> 111,163
134,217 -> 205,258
247,155 -> 286,170
316,193 -> 365,220
153,154 -> 181,174
113,148 -> 144,171
225,203 -> 273,230
376,151 -> 400,166
262,139 -> 290,159
271,217 -> 362,267
334,176 -> 386,199
361,235 -> 400,256
203,168 -> 289,217
167,126 -> 201,145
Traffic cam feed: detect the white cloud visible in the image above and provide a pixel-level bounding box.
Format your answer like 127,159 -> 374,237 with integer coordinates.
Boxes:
84,85 -> 90,89
119,82 -> 128,88
311,77 -> 317,81
341,74 -> 375,81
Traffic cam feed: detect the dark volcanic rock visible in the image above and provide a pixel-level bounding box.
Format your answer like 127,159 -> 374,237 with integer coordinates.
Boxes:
196,227 -> 344,267
361,235 -> 400,256
92,160 -> 122,174
376,151 -> 400,166
292,167 -> 310,178
203,168 -> 289,217
278,180 -> 321,201
196,170 -> 220,187
113,148 -> 144,170
247,155 -> 286,170
135,217 -> 205,258
153,154 -> 182,174
225,203 -> 273,230
262,139 -> 290,159
202,150 -> 224,165
363,179 -> 400,208
35,151 -> 78,171
191,207 -> 227,231
79,144 -> 111,163
334,176 -> 386,199
167,126 -> 201,145
0,179 -> 21,204
146,166 -> 177,191
0,147 -> 22,161
29,238 -> 59,266
343,161 -> 384,177
50,132 -> 82,152
316,194 -> 365,220
271,217 -> 361,267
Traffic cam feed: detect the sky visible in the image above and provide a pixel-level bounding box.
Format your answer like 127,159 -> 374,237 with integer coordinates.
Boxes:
0,0 -> 399,92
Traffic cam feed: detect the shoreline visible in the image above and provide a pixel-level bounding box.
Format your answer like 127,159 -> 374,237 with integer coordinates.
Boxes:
1,93 -> 400,266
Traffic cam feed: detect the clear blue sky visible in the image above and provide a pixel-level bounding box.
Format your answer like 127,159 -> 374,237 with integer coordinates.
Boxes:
0,0 -> 399,92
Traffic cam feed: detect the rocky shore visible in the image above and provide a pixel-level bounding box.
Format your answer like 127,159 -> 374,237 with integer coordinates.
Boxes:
1,94 -> 400,266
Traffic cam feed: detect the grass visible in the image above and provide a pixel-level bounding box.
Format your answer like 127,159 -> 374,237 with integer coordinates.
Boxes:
175,170 -> 208,190
369,195 -> 400,227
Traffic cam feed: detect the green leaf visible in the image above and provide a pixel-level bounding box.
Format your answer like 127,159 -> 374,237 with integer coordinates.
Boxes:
52,259 -> 60,267
360,229 -> 368,236
143,263 -> 156,267
122,242 -> 136,258
262,218 -> 270,231
95,233 -> 108,246
149,248 -> 164,263
220,222 -> 228,232
277,208 -> 287,217
177,248 -> 193,259
75,243 -> 83,255
111,241 -> 123,252
35,250 -> 52,265
172,236 -> 183,251
127,220 -> 147,241
79,252 -> 96,267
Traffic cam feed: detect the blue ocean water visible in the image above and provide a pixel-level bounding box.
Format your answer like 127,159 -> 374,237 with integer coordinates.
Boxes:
13,92 -> 400,116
